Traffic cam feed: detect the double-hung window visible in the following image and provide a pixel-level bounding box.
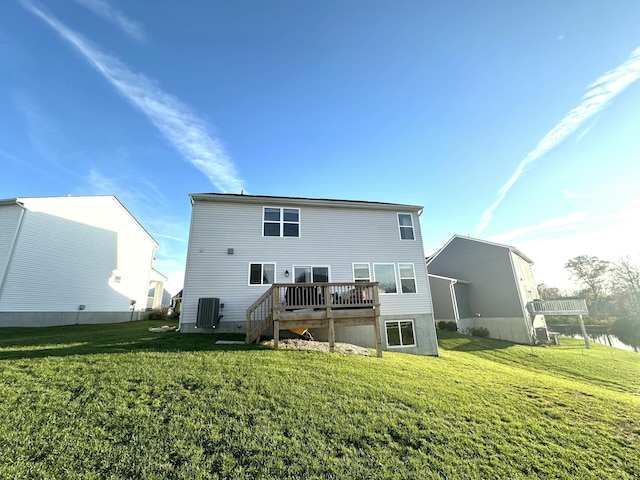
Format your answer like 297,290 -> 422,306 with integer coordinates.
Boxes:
398,263 -> 417,294
249,263 -> 275,285
398,213 -> 415,240
352,263 -> 371,283
263,207 -> 300,237
385,320 -> 416,347
373,263 -> 398,294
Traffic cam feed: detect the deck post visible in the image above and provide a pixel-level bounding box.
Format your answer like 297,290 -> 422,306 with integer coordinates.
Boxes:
373,315 -> 382,358
328,318 -> 335,353
578,314 -> 590,349
274,319 -> 279,348
373,286 -> 382,358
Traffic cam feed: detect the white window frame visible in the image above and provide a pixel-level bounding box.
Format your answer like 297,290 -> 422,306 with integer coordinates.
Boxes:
397,213 -> 415,241
398,263 -> 417,294
352,263 -> 371,283
385,319 -> 417,348
248,262 -> 276,286
373,263 -> 398,295
263,207 -> 300,237
292,265 -> 331,283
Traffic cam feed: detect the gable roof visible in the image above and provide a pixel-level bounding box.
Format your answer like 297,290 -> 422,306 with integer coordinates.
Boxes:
190,193 -> 424,213
426,234 -> 534,266
0,195 -> 158,248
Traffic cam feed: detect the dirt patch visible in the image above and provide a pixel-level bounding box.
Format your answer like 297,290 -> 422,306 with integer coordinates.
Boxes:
263,338 -> 372,356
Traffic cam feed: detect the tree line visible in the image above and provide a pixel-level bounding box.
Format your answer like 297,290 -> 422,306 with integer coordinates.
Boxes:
537,254 -> 640,350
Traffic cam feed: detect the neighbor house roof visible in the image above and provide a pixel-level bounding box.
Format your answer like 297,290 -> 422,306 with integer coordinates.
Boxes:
190,193 -> 424,213
426,234 -> 534,266
1,195 -> 159,248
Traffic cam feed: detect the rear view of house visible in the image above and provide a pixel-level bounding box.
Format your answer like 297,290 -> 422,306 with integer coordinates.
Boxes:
0,196 -> 164,327
180,193 -> 439,356
427,235 -> 548,344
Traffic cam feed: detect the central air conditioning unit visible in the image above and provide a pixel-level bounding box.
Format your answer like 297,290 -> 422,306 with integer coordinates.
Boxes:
196,297 -> 221,328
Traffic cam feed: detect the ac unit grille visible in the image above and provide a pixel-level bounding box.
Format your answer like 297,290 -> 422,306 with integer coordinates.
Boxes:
196,297 -> 220,328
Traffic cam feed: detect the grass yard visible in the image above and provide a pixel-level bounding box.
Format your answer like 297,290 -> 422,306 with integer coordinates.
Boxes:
0,321 -> 638,479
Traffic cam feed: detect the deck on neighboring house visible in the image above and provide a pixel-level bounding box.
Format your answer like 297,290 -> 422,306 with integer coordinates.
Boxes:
246,282 -> 382,357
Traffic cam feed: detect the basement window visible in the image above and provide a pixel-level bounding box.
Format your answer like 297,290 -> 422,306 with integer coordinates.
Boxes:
386,320 -> 416,347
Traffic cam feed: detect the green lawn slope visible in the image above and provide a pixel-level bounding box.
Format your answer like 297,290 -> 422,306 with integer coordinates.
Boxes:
0,321 -> 638,479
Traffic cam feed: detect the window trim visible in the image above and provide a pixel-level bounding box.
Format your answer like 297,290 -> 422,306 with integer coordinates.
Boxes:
248,262 -> 276,286
398,263 -> 418,294
385,319 -> 417,348
352,263 -> 371,283
263,206 -> 300,238
397,213 -> 415,241
373,263 -> 399,295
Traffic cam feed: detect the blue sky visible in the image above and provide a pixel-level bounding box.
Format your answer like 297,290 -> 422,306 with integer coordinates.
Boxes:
2,0 -> 639,292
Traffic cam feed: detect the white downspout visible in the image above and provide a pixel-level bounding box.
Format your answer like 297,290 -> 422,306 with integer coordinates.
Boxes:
0,203 -> 26,301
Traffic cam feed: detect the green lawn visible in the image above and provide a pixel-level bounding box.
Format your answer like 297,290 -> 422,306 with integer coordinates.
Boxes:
0,322 -> 638,479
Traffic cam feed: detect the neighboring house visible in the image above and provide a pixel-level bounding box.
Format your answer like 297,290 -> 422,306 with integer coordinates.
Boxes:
426,235 -> 548,345
180,193 -> 439,356
0,196 -> 164,327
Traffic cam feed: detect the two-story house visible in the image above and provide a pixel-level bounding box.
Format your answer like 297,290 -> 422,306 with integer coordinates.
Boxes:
0,196 -> 164,327
180,193 -> 439,356
426,235 -> 548,344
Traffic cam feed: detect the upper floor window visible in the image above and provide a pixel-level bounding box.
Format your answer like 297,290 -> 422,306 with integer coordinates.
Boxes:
398,213 -> 415,240
264,207 -> 300,237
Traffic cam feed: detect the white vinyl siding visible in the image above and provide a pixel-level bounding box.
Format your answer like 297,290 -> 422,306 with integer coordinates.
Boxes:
0,197 -> 156,312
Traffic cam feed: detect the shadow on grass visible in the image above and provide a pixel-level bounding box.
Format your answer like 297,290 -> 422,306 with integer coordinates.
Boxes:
437,330 -> 514,352
0,321 -> 269,361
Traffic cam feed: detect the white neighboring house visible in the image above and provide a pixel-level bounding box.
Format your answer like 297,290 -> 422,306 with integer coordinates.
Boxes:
180,193 -> 439,356
426,235 -> 548,345
0,196 -> 164,327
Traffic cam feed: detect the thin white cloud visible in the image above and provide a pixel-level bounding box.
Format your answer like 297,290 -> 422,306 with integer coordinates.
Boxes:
73,0 -> 145,42
474,46 -> 640,234
562,188 -> 585,199
487,210 -> 591,244
23,1 -> 245,194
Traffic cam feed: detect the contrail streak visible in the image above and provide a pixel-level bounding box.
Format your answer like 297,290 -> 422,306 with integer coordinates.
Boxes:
474,46 -> 640,234
23,1 -> 245,194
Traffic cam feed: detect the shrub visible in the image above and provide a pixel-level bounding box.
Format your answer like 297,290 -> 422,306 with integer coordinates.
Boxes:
148,309 -> 168,321
445,321 -> 458,332
470,327 -> 490,338
437,321 -> 448,330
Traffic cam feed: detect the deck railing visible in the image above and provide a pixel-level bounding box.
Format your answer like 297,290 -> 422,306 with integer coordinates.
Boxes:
245,286 -> 275,344
526,298 -> 589,316
245,282 -> 381,347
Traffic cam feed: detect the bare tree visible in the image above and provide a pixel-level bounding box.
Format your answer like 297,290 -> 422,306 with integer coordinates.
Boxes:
565,255 -> 610,317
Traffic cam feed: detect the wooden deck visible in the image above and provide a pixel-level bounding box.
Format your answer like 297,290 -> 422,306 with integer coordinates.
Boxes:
246,282 -> 382,357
